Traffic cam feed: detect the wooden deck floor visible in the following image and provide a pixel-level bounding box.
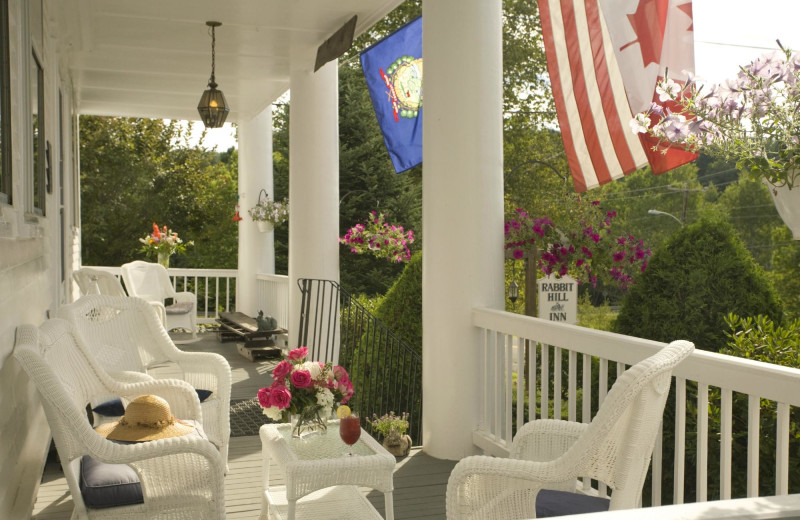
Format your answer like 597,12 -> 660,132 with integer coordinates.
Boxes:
31,332 -> 455,519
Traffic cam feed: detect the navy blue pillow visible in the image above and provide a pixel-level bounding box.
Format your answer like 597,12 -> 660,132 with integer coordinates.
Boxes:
92,390 -> 212,417
79,455 -> 143,508
535,489 -> 610,518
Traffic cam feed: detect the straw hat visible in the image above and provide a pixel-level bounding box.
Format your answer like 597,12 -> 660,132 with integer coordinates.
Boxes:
95,395 -> 194,442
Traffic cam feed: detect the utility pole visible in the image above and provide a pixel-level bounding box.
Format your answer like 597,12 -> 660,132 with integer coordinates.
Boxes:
666,182 -> 706,222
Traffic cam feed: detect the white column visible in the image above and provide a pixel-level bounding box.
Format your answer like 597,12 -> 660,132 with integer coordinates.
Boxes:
422,0 -> 505,459
237,106 -> 274,317
287,57 -> 340,350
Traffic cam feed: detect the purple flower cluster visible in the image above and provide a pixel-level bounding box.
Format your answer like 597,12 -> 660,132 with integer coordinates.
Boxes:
340,211 -> 415,263
504,204 -> 651,291
631,47 -> 800,188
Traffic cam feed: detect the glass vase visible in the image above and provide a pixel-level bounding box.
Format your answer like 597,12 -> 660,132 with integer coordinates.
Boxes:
291,406 -> 327,438
157,251 -> 170,269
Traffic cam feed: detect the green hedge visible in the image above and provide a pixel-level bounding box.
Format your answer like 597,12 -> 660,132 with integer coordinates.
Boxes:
614,217 -> 782,352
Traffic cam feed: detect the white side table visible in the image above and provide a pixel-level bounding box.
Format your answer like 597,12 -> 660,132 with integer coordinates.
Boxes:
260,420 -> 395,520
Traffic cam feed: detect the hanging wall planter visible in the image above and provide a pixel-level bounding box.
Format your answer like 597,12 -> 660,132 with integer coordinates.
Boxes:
257,220 -> 274,233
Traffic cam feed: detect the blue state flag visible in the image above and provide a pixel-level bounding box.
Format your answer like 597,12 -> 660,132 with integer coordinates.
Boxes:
360,17 -> 422,173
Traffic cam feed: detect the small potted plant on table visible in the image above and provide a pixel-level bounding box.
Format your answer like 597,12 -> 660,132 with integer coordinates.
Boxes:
368,411 -> 411,457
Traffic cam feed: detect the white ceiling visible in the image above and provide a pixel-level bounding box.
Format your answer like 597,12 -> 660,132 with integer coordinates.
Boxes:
47,0 -> 403,123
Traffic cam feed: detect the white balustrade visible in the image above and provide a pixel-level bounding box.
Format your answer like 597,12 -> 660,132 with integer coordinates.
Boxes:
472,307 -> 800,509
80,267 -> 289,328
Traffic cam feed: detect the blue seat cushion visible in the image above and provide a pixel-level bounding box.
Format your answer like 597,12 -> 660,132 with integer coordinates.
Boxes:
79,455 -> 143,509
92,390 -> 213,417
535,489 -> 611,517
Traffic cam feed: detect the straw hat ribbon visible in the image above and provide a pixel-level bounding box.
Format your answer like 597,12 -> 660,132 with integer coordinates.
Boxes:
95,395 -> 194,442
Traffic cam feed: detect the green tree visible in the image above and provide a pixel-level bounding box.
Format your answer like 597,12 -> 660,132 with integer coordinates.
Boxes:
715,179 -> 783,269
614,217 -> 782,352
80,116 -> 239,268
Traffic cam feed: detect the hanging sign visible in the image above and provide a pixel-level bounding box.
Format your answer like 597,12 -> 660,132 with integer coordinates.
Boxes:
537,274 -> 578,324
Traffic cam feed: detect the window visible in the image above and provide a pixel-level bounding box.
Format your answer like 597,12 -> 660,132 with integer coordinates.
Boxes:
31,51 -> 45,215
0,0 -> 10,205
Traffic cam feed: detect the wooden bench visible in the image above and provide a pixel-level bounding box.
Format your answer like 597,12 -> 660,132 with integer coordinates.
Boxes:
216,312 -> 288,361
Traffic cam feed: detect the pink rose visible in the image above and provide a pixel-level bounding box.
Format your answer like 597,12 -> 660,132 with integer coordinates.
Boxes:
290,370 -> 313,388
287,347 -> 308,361
340,380 -> 354,404
270,386 -> 292,409
272,360 -> 292,380
333,365 -> 350,382
257,387 -> 271,408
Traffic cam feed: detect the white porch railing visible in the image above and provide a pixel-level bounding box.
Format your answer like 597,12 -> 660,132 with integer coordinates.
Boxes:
473,307 -> 800,508
83,267 -> 290,327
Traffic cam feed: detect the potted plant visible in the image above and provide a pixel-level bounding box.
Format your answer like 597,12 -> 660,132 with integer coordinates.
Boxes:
368,411 -> 411,457
631,45 -> 800,236
248,191 -> 289,233
138,222 -> 192,268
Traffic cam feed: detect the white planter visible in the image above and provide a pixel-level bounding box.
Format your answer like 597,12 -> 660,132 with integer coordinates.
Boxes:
257,221 -> 274,233
764,179 -> 800,240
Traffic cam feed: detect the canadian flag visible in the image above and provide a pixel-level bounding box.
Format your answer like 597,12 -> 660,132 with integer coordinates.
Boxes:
538,0 -> 697,192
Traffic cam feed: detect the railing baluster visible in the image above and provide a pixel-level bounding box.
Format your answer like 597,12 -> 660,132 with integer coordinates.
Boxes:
554,347 -> 562,420
674,377 -> 686,505
720,388 -> 733,500
598,358 -> 608,498
541,344 -> 549,419
528,339 -> 536,423
505,334 -> 513,446
747,394 -> 760,498
776,402 -> 790,495
481,328 -> 488,431
582,353 -> 591,492
697,382 -> 709,502
516,336 -> 525,437
568,349 -> 577,422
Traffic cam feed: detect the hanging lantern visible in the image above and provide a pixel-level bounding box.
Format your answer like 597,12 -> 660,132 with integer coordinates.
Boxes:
197,21 -> 230,128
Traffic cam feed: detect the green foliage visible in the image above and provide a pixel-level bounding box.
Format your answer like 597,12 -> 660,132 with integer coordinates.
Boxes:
80,116 -> 239,269
716,179 -> 783,269
577,295 -> 615,331
768,226 -> 800,319
374,252 -> 423,349
614,217 -> 782,352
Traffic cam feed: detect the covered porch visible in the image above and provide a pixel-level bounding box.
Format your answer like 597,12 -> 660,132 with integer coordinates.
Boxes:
4,0 -> 800,519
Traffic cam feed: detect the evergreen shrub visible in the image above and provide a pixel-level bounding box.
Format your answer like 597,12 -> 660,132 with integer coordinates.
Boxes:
613,217 -> 782,352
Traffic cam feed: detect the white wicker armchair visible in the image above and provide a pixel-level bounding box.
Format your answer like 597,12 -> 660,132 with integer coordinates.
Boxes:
121,260 -> 197,339
58,295 -> 232,468
446,340 -> 695,520
14,320 -> 225,519
73,268 -> 128,297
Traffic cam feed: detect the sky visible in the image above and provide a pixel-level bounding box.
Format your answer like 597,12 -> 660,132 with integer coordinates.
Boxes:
187,0 -> 800,152
693,0 -> 800,83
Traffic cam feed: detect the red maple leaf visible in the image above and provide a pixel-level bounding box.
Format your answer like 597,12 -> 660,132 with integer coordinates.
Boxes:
677,1 -> 693,31
619,0 -> 669,67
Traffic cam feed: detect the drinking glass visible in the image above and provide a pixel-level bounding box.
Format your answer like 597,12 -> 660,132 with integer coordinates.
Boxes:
339,414 -> 361,456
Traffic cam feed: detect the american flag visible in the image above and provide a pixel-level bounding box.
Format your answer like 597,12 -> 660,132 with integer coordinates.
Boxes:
538,0 -> 697,192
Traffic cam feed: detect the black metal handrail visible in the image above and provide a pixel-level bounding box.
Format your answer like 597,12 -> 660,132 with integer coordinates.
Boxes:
297,278 -> 422,444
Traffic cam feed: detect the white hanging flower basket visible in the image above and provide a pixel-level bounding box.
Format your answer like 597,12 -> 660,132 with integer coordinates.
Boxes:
257,220 -> 274,233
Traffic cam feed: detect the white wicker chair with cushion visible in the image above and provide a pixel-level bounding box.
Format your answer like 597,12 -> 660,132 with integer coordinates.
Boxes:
14,320 -> 225,519
446,339 -> 695,520
58,295 -> 232,468
120,260 -> 197,339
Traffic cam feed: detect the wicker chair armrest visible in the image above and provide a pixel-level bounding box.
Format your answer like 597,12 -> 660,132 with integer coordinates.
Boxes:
511,419 -> 589,462
446,455 -> 578,520
108,370 -> 154,384
90,432 -> 219,464
173,291 -> 196,305
169,353 -> 232,397
111,378 -> 202,421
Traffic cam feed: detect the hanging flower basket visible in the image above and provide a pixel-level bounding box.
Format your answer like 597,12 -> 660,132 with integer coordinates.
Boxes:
248,189 -> 288,232
257,220 -> 274,233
